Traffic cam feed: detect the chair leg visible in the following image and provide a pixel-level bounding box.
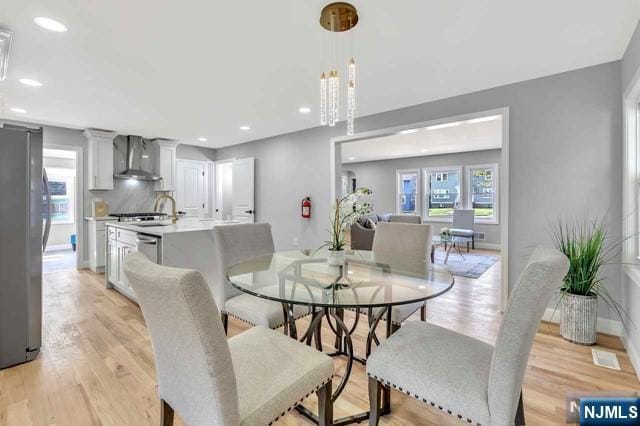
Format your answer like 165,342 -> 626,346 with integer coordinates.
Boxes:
368,377 -> 381,426
472,234 -> 475,249
221,313 -> 228,335
160,399 -> 174,426
420,304 -> 426,322
317,380 -> 333,426
467,240 -> 470,253
515,391 -> 525,425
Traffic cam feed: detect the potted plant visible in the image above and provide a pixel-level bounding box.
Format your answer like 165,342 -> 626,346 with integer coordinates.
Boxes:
323,188 -> 372,265
551,217 -> 629,345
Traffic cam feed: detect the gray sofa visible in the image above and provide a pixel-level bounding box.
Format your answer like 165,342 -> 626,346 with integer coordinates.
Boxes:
350,214 -> 422,250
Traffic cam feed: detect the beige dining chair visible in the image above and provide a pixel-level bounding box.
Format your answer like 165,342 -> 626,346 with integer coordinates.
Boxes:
212,223 -> 309,334
366,247 -> 569,426
124,252 -> 334,426
369,222 -> 433,333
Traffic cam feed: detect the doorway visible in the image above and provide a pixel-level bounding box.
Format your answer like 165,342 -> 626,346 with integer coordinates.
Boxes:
42,148 -> 79,273
330,107 -> 510,311
214,160 -> 233,220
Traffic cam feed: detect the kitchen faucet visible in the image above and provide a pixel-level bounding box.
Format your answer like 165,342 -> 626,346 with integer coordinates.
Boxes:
154,194 -> 178,224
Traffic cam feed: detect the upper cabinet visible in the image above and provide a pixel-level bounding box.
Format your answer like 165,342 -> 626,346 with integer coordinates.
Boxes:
84,129 -> 117,190
152,139 -> 180,192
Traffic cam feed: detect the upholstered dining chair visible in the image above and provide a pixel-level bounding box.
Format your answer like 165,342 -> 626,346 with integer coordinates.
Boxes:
123,252 -> 334,426
369,222 -> 433,333
450,209 -> 475,251
366,247 -> 569,426
212,223 -> 309,334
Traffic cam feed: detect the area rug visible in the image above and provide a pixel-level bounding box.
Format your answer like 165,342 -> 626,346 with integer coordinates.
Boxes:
433,249 -> 499,279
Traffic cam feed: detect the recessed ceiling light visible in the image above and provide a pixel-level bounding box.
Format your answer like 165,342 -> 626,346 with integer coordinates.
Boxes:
426,121 -> 461,130
420,149 -> 428,153
34,17 -> 68,32
10,107 -> 26,113
467,115 -> 501,124
19,78 -> 43,87
348,157 -> 356,161
197,137 -> 208,142
298,107 -> 311,114
239,125 -> 251,131
400,129 -> 419,135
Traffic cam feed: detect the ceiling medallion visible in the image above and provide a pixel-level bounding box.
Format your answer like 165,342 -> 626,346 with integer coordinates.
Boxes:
319,2 -> 358,135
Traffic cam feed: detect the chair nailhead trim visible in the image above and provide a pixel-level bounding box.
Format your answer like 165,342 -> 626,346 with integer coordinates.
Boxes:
267,375 -> 333,425
366,373 -> 481,426
222,310 -> 308,330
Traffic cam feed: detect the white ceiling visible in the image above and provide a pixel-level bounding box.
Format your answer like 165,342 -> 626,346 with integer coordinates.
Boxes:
342,115 -> 502,163
1,1 -> 638,148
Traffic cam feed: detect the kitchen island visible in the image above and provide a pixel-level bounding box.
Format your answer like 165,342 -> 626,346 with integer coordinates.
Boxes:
105,218 -> 240,300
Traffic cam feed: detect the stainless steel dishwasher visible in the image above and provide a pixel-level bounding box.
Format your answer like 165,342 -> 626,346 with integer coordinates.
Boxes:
135,233 -> 161,264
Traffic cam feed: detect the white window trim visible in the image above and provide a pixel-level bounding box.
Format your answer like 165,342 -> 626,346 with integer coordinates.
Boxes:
466,163 -> 499,225
423,166 -> 463,223
395,168 -> 421,216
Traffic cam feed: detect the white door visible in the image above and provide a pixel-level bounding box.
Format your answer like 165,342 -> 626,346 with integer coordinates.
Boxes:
214,161 -> 233,220
177,160 -> 207,217
232,158 -> 255,223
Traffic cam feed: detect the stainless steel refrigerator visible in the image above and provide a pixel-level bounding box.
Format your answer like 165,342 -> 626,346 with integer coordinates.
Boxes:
0,124 -> 44,369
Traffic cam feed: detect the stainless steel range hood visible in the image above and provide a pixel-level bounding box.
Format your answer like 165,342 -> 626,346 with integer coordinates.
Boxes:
114,135 -> 162,181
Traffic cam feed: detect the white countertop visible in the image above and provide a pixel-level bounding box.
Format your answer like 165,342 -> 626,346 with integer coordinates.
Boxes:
85,216 -> 118,221
106,217 -> 241,236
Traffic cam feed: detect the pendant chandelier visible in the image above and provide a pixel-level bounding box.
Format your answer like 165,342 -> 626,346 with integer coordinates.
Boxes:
319,2 -> 358,135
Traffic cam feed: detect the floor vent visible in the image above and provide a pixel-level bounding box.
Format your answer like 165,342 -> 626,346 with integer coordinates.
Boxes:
592,348 -> 621,370
474,232 -> 486,241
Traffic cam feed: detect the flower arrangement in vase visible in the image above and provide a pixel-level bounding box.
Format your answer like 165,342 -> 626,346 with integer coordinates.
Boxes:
322,188 -> 372,265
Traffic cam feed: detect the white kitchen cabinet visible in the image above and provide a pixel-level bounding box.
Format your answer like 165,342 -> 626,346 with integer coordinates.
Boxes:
105,225 -> 139,299
84,129 -> 117,190
86,217 -> 117,273
106,237 -> 118,288
117,241 -> 136,290
153,139 -> 180,192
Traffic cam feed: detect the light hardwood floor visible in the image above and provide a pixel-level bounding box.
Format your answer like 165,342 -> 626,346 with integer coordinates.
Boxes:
0,250 -> 637,425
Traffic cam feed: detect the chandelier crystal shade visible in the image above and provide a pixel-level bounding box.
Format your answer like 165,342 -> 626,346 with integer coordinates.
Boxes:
318,3 -> 358,135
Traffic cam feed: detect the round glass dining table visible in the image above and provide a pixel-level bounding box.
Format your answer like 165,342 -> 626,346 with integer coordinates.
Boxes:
226,249 -> 454,425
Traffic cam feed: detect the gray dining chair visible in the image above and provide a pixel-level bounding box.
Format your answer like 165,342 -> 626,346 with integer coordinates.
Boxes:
369,222 -> 433,333
212,223 -> 309,334
366,247 -> 569,426
123,252 -> 334,426
450,209 -> 475,251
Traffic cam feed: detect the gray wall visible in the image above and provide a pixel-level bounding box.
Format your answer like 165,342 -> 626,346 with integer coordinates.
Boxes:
344,149 -> 501,245
217,61 -> 623,319
177,144 -> 216,162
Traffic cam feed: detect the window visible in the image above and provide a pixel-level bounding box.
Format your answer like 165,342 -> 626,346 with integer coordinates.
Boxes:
396,169 -> 420,215
467,164 -> 498,223
43,169 -> 75,224
424,167 -> 462,219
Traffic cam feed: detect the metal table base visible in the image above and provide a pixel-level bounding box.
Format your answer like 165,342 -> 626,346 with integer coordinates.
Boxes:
283,304 -> 395,425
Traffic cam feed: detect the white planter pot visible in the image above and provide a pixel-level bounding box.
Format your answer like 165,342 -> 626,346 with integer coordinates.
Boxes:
327,249 -> 346,266
560,293 -> 598,345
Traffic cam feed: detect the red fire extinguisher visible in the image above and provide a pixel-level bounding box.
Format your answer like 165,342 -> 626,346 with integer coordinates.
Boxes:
301,197 -> 311,219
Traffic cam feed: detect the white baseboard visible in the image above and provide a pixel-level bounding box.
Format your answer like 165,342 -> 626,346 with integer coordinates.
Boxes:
78,260 -> 90,269
475,242 -> 501,250
543,308 -> 623,337
45,244 -> 72,252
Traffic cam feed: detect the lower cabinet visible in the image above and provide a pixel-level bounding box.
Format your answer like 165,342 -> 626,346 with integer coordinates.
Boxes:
106,225 -> 138,300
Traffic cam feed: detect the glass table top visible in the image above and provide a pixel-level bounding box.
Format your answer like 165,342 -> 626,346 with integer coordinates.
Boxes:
226,249 -> 454,308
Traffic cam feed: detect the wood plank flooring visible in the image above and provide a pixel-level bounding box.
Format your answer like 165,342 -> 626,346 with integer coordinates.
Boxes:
0,250 -> 638,425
